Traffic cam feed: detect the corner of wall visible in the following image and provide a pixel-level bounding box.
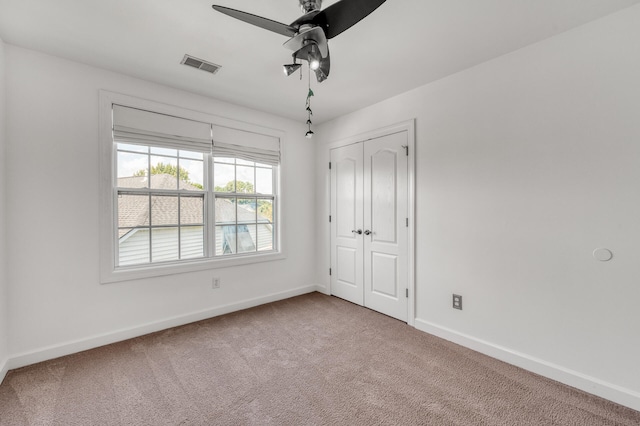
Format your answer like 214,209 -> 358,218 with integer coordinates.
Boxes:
313,134 -> 331,291
0,357 -> 8,386
0,36 -> 9,385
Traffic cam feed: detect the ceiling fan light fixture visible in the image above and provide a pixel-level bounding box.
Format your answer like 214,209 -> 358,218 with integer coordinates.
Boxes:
283,63 -> 302,76
314,67 -> 327,82
308,44 -> 320,70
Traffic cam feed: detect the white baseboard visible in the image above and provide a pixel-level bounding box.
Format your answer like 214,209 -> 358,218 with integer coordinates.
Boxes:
414,318 -> 640,412
7,285 -> 318,371
313,283 -> 330,295
0,356 -> 8,385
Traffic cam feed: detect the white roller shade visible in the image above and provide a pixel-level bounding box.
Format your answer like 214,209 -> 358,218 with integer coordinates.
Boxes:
212,125 -> 280,166
113,105 -> 212,153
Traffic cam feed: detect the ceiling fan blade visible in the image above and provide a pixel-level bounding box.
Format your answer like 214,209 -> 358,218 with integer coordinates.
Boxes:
212,5 -> 297,37
312,0 -> 387,39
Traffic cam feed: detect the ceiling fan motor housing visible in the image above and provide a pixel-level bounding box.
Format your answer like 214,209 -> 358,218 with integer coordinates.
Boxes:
299,0 -> 322,13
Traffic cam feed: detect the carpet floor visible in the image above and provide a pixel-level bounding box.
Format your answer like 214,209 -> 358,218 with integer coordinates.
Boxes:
1,292 -> 639,425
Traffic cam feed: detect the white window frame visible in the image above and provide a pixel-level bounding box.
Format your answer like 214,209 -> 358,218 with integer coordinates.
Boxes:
99,91 -> 286,283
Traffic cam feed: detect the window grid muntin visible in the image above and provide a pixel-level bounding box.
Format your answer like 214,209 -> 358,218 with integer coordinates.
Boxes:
115,143 -> 207,267
212,158 -> 276,257
117,143 -> 204,191
116,190 -> 206,267
213,157 -> 274,195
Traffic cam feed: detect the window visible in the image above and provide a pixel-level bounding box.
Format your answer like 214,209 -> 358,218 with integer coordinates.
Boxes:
100,92 -> 283,282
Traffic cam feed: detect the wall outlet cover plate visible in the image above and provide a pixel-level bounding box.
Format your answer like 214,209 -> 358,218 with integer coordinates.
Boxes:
453,294 -> 462,310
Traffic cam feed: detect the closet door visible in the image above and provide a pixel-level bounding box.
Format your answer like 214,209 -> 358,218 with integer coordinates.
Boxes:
363,131 -> 408,322
330,143 -> 364,305
330,131 -> 409,322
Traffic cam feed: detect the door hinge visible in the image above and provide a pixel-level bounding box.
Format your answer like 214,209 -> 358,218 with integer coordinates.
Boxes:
329,215 -> 332,223
402,145 -> 408,156
406,288 -> 409,298
329,162 -> 332,169
329,268 -> 332,276
406,218 -> 409,227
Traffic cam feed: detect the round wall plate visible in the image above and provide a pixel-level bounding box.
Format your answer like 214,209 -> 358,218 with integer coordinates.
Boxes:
593,248 -> 613,262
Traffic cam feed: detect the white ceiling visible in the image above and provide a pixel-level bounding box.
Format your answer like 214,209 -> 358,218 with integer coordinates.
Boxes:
1,0 -> 639,124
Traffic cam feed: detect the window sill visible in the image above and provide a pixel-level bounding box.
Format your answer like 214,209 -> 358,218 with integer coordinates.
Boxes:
100,251 -> 286,284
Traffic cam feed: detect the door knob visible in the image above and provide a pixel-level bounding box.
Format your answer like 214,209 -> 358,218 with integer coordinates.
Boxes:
352,229 -> 363,235
364,230 -> 372,235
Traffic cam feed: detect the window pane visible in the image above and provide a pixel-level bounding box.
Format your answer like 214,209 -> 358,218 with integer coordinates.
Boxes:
238,224 -> 257,253
118,152 -> 149,188
151,227 -> 179,262
215,198 -> 236,225
257,199 -> 273,223
181,226 -> 204,259
236,166 -> 255,193
150,147 -> 177,156
216,225 -> 236,255
180,196 -> 204,225
118,228 -> 150,266
237,199 -> 257,223
257,224 -> 273,252
179,158 -> 204,190
151,195 -> 178,226
255,168 -> 273,194
214,163 -> 235,192
236,159 -> 254,166
150,156 -> 178,189
118,194 -> 149,228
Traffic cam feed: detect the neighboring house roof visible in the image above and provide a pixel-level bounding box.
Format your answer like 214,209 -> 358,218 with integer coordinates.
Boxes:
117,174 -> 270,238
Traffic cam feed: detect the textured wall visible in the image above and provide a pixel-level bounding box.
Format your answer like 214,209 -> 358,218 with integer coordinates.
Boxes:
0,36 -> 8,379
4,47 -> 316,360
316,5 -> 640,409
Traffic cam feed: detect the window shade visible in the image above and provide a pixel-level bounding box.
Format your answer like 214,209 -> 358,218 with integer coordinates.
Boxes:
212,125 -> 280,166
113,105 -> 212,153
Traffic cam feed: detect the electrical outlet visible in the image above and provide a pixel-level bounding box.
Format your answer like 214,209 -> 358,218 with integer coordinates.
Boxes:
212,278 -> 221,289
452,294 -> 462,310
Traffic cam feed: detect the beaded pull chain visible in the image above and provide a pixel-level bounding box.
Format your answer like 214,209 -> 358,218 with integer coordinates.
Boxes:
305,64 -> 314,138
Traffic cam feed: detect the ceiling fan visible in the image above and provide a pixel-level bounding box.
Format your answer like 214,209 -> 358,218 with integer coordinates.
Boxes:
212,0 -> 387,83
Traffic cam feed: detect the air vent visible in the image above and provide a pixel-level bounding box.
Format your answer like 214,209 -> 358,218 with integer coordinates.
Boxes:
181,54 -> 221,75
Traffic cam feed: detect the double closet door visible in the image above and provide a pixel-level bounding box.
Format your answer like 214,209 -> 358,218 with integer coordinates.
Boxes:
330,131 -> 409,322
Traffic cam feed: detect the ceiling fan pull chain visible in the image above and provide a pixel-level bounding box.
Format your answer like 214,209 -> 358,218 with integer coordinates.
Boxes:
305,64 -> 315,139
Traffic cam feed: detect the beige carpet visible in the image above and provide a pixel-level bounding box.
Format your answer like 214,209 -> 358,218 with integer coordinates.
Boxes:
1,292 -> 639,425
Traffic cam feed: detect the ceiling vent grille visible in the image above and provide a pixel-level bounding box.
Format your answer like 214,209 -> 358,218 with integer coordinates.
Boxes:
181,54 -> 221,75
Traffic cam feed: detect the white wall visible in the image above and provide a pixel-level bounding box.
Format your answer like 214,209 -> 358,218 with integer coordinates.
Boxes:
4,46 -> 317,364
316,5 -> 640,410
0,37 -> 9,382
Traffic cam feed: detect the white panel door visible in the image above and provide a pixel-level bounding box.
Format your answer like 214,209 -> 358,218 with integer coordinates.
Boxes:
330,131 -> 409,322
330,143 -> 364,305
363,132 -> 408,322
